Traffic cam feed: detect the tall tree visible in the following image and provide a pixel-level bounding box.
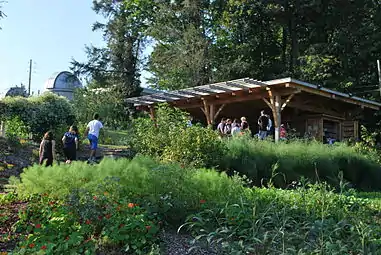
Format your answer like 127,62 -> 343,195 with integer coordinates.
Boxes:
0,1 -> 6,29
72,0 -> 154,121
147,0 -> 214,90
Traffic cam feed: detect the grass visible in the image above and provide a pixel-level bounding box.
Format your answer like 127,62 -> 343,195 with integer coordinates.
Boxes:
223,138 -> 381,191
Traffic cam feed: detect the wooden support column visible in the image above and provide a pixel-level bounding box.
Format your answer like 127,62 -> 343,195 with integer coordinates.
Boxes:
202,99 -> 211,127
209,104 -> 215,126
263,89 -> 282,142
0,121 -> 5,137
149,106 -> 157,128
273,94 -> 281,142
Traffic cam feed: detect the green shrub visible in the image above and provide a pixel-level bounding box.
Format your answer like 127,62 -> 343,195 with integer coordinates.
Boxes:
13,192 -> 160,254
11,156 -> 247,223
1,93 -> 75,141
222,137 -> 381,190
131,104 -> 225,168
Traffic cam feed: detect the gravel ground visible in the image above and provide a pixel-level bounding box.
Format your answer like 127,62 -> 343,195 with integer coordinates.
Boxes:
160,229 -> 222,255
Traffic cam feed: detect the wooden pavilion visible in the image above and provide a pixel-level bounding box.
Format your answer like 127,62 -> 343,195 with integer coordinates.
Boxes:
126,77 -> 381,142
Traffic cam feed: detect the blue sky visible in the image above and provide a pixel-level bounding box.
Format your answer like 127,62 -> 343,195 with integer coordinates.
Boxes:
0,0 -> 150,95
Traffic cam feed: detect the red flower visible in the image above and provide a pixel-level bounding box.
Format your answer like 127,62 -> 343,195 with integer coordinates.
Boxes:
98,216 -> 103,220
200,199 -> 206,204
128,203 -> 135,208
85,219 -> 91,225
116,206 -> 121,211
65,236 -> 70,241
41,245 -> 47,250
49,201 -> 54,206
105,214 -> 111,219
29,243 -> 35,248
93,196 -> 97,200
146,225 -> 151,231
35,224 -> 41,229
119,224 -> 125,228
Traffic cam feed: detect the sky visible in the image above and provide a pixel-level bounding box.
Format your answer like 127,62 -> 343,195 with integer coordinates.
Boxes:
0,0 -> 150,95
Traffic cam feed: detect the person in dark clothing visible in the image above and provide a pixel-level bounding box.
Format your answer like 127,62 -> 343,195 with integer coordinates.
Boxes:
258,110 -> 269,140
39,131 -> 56,167
62,126 -> 79,163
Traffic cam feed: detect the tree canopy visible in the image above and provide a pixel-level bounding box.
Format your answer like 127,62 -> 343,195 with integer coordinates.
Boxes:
75,0 -> 381,105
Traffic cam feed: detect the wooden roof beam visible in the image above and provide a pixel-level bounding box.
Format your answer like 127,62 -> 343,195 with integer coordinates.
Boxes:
288,83 -> 379,110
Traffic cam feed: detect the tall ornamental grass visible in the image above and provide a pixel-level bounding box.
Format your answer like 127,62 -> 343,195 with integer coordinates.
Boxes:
223,137 -> 381,190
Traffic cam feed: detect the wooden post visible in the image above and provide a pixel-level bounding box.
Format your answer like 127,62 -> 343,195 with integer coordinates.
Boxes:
377,60 -> 381,97
273,94 -> 282,142
202,99 -> 211,126
0,121 -> 4,137
209,104 -> 215,126
149,106 -> 157,128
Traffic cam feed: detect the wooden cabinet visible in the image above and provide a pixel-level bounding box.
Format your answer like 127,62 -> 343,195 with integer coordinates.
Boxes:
305,115 -> 358,142
341,121 -> 359,141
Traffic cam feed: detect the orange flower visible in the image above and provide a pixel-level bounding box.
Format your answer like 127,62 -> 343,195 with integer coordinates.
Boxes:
41,245 -> 47,250
145,225 -> 151,231
105,214 -> 111,219
103,192 -> 109,196
93,196 -> 97,200
116,206 -> 121,211
29,243 -> 35,248
85,219 -> 91,225
128,203 -> 135,208
49,201 -> 54,206
35,224 -> 41,229
200,199 -> 206,204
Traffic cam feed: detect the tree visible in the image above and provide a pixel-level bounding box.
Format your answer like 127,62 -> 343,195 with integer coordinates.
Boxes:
0,1 -> 6,29
147,0 -> 214,90
72,0 -> 155,122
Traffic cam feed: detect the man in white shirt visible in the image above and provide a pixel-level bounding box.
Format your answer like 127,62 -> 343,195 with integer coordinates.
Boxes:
84,113 -> 103,163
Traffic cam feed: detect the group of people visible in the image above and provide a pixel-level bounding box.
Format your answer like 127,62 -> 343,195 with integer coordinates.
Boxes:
217,117 -> 250,137
39,113 -> 103,166
216,110 -> 287,140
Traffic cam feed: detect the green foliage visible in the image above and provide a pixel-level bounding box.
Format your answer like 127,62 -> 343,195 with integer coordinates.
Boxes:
72,85 -> 133,129
13,191 -> 159,254
8,155 -> 381,254
222,137 -> 381,191
181,184 -> 381,254
5,116 -> 29,139
0,93 -> 75,141
131,104 -> 224,168
11,156 -> 247,224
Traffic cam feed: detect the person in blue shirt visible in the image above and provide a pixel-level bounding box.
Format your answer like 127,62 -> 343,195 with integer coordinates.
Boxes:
62,126 -> 79,163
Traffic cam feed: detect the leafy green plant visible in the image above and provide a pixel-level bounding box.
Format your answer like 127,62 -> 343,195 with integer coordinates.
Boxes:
13,189 -> 160,255
131,104 -> 225,168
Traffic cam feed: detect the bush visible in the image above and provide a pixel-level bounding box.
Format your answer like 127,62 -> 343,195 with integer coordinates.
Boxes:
13,192 -> 160,254
131,104 -> 225,168
222,137 -> 381,191
10,156 -> 247,223
1,93 -> 75,141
